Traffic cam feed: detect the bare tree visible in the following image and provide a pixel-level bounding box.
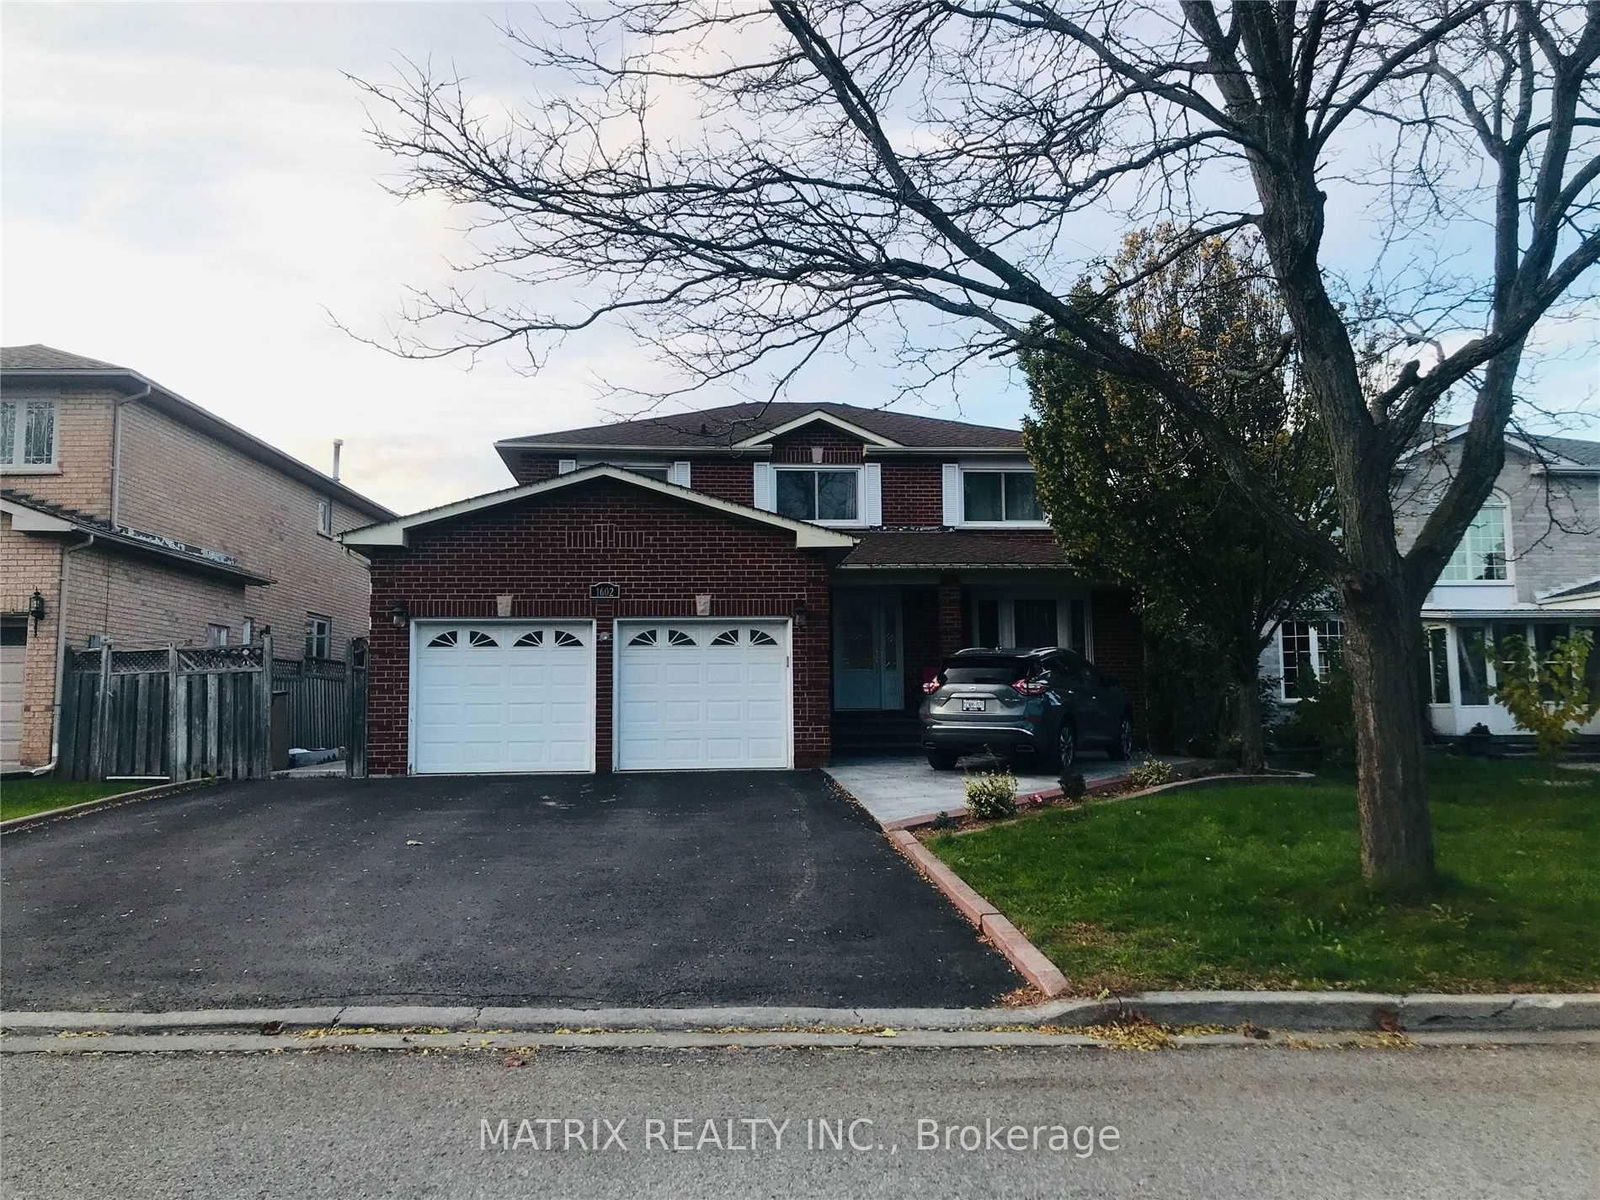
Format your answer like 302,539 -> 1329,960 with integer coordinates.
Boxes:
356,1 -> 1600,887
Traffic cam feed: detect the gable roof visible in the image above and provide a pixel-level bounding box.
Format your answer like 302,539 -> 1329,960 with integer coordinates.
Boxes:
495,401 -> 1026,453
341,464 -> 859,550
1398,422 -> 1600,469
1,343 -> 395,521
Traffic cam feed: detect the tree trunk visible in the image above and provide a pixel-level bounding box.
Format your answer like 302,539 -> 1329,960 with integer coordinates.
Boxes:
1234,667 -> 1266,774
1339,572 -> 1436,890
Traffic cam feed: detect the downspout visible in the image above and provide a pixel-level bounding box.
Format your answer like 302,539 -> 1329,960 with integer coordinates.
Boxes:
31,530 -> 96,775
108,383 -> 152,524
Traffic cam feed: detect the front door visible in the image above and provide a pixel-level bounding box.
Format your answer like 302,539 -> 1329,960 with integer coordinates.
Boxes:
834,589 -> 902,710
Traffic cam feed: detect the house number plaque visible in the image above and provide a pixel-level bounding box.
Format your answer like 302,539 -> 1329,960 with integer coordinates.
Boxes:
590,582 -> 621,599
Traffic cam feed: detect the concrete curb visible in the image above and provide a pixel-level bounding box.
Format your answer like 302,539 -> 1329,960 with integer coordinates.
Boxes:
3,996 -> 1598,1041
0,777 -> 218,834
7,1029 -> 1600,1055
884,769 -> 1317,833
887,829 -> 1070,997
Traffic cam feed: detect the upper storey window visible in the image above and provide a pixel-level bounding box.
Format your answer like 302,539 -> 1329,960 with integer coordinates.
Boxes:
1440,498 -> 1509,582
961,468 -> 1042,524
775,467 -> 860,523
0,397 -> 57,470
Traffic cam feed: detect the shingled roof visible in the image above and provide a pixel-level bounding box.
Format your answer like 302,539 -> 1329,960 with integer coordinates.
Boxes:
498,401 -> 1025,450
1,344 -> 128,372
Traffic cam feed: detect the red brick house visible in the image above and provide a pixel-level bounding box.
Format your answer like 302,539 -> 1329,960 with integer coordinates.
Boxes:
343,403 -> 1141,774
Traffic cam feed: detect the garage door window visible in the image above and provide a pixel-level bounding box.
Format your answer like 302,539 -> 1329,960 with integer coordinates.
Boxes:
628,628 -> 697,647
426,628 -> 502,648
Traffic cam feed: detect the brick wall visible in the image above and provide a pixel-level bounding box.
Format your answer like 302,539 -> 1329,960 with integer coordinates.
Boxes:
881,459 -> 945,526
364,478 -> 834,774
63,547 -> 249,647
0,385 -> 117,515
769,424 -> 866,463
1091,588 -> 1145,728
115,403 -> 372,655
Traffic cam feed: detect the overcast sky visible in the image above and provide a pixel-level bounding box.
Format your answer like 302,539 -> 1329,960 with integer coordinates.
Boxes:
4,2 -> 1596,515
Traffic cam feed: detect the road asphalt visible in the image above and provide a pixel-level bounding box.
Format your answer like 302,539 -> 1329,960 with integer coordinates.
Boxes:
4,1044 -> 1596,1198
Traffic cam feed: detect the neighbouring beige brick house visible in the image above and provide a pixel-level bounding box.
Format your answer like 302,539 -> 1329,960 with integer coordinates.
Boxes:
1,345 -> 393,771
1261,423 -> 1600,740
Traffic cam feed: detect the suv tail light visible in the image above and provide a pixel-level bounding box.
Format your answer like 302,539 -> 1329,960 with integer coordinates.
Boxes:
1012,677 -> 1048,696
922,678 -> 942,695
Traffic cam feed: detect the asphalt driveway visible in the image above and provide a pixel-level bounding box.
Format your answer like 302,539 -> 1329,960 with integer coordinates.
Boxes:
0,772 -> 1017,1011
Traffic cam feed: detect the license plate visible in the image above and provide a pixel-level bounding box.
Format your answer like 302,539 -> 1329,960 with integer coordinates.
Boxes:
961,698 -> 987,713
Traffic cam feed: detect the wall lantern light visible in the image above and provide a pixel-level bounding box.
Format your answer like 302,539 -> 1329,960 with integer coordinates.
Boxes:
27,590 -> 47,623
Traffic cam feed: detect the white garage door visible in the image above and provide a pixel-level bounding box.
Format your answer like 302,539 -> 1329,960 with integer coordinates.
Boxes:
412,621 -> 594,774
1,619 -> 26,771
615,620 -> 790,771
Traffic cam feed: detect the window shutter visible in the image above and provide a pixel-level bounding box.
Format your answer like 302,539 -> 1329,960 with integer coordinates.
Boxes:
862,462 -> 882,527
670,461 -> 692,487
941,463 -> 962,525
557,458 -> 577,475
753,462 -> 775,511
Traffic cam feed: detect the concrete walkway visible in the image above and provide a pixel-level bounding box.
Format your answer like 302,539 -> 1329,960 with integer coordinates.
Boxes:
827,753 -> 1186,826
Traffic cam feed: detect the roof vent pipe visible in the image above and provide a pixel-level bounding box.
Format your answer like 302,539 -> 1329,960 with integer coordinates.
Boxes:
331,439 -> 344,481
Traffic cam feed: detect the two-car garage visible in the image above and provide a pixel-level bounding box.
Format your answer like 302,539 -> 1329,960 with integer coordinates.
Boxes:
409,618 -> 791,774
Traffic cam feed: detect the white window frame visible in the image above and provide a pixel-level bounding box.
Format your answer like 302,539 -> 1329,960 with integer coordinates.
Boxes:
965,592 -> 1093,657
206,623 -> 231,647
1437,494 -> 1513,585
0,395 -> 60,472
955,463 -> 1048,528
316,498 -> 334,537
305,612 -> 332,660
1275,619 -> 1344,701
771,465 -> 866,527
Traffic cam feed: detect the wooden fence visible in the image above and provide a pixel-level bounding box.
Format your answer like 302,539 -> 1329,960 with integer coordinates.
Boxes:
58,637 -> 274,781
272,656 -> 348,751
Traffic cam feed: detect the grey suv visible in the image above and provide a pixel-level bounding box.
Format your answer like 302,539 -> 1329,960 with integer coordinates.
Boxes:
919,646 -> 1133,771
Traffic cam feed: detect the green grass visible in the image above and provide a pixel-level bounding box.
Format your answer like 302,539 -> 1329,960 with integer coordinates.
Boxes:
928,757 -> 1600,993
0,777 -> 155,822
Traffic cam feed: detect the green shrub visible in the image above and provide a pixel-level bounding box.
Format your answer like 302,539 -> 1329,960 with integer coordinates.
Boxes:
1486,630 -> 1599,761
1278,664 -> 1355,761
1126,757 -> 1175,788
964,772 -> 1018,820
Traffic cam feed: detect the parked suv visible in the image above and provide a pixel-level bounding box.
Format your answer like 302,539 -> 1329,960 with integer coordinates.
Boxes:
919,646 -> 1132,770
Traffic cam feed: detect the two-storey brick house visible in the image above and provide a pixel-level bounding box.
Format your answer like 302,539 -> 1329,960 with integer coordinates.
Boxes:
343,402 -> 1140,775
1,345 -> 393,771
1262,424 -> 1600,738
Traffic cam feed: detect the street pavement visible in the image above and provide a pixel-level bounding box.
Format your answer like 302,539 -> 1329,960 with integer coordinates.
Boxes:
4,1044 -> 1596,1198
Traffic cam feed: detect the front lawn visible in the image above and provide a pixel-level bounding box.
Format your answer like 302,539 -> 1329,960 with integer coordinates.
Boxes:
928,757 -> 1599,993
0,778 -> 154,823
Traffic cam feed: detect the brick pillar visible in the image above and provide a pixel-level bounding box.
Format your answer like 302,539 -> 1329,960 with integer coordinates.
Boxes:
1091,587 -> 1145,731
593,598 -> 615,772
937,575 -> 964,657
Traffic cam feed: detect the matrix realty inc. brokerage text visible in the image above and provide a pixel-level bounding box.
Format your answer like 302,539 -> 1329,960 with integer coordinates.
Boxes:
481,1116 -> 1123,1156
